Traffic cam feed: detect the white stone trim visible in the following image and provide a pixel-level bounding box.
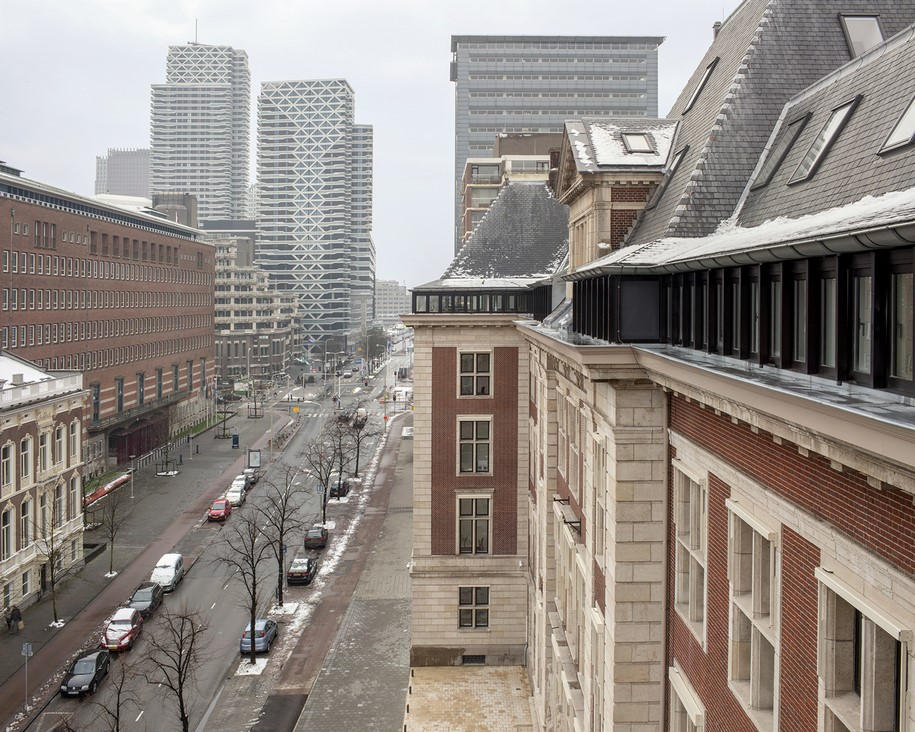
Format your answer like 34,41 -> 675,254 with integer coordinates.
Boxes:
725,497 -> 778,543
669,663 -> 706,728
815,568 -> 913,642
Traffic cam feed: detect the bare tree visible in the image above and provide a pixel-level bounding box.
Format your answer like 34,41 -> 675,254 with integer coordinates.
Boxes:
301,430 -> 338,525
90,659 -> 139,732
88,487 -> 127,577
343,405 -> 381,478
143,608 -> 207,732
256,467 -> 306,607
32,489 -> 80,624
328,417 -> 355,497
219,513 -> 272,665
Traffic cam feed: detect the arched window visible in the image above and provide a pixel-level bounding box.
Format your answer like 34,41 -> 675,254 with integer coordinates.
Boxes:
69,421 -> 80,466
19,437 -> 32,482
19,500 -> 30,549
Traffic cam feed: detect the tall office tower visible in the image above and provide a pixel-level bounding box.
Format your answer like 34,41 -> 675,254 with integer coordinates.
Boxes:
257,79 -> 374,341
95,148 -> 150,197
450,35 -> 663,252
350,124 -> 376,330
150,43 -> 250,222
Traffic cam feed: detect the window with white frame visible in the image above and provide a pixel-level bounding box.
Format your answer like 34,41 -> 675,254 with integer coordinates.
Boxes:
727,503 -> 778,727
0,509 -> 11,560
53,484 -> 63,527
459,352 -> 491,396
19,499 -> 30,549
669,664 -> 706,732
674,466 -> 707,642
458,586 -> 489,628
458,418 -> 491,474
19,437 -> 32,482
817,569 -> 908,732
69,421 -> 79,465
69,477 -> 79,521
38,433 -> 49,473
21,570 -> 29,598
457,496 -> 490,554
1,443 -> 12,488
39,493 -> 47,537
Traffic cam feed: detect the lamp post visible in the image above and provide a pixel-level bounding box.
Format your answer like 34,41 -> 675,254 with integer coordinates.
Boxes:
129,454 -> 136,499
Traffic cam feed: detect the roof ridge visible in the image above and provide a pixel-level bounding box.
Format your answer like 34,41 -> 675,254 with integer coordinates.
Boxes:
665,0 -> 777,236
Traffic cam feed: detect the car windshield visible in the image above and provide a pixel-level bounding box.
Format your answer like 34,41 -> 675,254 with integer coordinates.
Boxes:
212,501 -> 226,509
307,529 -> 322,537
132,588 -> 153,601
73,659 -> 95,675
109,620 -> 132,629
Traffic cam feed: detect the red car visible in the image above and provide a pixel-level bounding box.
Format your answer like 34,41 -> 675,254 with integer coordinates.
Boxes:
102,607 -> 142,651
208,498 -> 232,521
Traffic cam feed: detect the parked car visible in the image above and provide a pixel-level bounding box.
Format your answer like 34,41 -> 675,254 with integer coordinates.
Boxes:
304,526 -> 329,550
225,485 -> 246,507
286,556 -> 318,585
342,371 -> 353,379
60,649 -> 110,697
243,467 -> 261,486
239,618 -> 278,654
125,582 -> 164,618
232,473 -> 251,489
208,498 -> 232,521
150,553 -> 185,592
102,607 -> 143,651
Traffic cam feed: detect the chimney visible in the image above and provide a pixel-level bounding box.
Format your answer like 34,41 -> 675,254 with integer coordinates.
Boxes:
713,21 -> 722,38
11,373 -> 24,385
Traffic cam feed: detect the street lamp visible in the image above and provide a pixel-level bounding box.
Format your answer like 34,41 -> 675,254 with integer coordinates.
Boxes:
129,454 -> 137,499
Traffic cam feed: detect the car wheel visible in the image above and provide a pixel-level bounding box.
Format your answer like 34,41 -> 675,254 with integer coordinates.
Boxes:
89,681 -> 97,695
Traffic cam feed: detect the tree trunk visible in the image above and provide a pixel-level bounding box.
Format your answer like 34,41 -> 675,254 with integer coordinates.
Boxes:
354,439 -> 361,478
108,541 -> 115,575
276,542 -> 284,607
248,600 -> 258,665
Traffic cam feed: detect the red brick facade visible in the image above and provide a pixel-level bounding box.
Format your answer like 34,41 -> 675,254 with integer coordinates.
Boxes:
430,346 -> 518,555
670,395 -> 914,574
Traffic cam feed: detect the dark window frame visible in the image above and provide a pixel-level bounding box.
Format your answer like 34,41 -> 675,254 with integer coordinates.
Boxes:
878,94 -> 915,155
750,112 -> 812,190
838,13 -> 884,59
682,57 -> 719,115
788,95 -> 862,185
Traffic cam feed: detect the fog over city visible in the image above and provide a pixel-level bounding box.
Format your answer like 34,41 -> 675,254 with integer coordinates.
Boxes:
2,0 -> 736,287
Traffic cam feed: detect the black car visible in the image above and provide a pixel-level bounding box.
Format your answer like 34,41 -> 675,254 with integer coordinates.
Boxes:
286,556 -> 318,585
60,649 -> 110,697
126,582 -> 164,618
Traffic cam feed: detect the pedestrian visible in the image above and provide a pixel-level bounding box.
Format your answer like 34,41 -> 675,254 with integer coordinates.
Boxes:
10,605 -> 22,634
3,607 -> 11,633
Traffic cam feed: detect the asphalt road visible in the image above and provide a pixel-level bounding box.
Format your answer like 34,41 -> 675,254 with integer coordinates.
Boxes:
4,357 -> 406,732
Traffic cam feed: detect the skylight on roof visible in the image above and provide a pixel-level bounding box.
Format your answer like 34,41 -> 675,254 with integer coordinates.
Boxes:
645,145 -> 689,210
880,95 -> 915,154
621,133 -> 653,153
750,113 -> 811,190
682,57 -> 718,115
789,96 -> 861,184
840,15 -> 884,58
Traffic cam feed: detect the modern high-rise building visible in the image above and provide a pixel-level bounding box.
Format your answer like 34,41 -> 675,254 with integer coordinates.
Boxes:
374,279 -> 410,327
450,35 -> 663,252
256,79 -> 374,342
150,43 -> 250,222
95,148 -> 150,198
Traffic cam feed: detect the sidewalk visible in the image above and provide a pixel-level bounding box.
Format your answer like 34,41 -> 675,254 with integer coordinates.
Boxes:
293,416 -> 413,731
0,408 -> 279,698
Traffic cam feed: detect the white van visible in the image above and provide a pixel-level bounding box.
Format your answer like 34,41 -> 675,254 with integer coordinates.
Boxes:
150,553 -> 184,592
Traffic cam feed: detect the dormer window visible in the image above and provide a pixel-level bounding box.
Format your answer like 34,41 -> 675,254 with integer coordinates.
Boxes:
622,133 -> 653,153
682,57 -> 718,114
750,112 -> 811,190
645,145 -> 689,210
880,95 -> 915,154
789,96 -> 861,184
839,14 -> 883,58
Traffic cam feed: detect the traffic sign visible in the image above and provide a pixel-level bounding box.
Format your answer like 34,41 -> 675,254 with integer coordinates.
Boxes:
21,642 -> 32,657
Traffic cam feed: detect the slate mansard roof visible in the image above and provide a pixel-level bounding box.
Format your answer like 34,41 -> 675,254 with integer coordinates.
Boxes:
573,21 -> 915,276
417,182 -> 568,290
564,118 -> 678,173
624,0 -> 915,248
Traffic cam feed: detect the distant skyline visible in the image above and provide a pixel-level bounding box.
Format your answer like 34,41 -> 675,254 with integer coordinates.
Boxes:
1,0 -> 740,288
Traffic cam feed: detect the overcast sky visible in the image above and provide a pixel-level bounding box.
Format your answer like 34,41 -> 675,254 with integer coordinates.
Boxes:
2,0 -> 739,288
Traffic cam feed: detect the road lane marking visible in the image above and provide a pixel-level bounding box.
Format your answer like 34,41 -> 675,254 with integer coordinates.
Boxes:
211,602 -> 217,609
136,711 -> 145,722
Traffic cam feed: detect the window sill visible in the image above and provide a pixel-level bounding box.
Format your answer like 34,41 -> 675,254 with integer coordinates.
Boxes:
823,693 -> 862,732
728,680 -> 773,732
674,604 -> 705,650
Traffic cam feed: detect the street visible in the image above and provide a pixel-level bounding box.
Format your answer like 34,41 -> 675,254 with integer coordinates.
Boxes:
0,350 -> 413,732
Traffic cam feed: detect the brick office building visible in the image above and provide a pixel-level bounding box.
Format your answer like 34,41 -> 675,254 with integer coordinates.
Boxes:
407,3 -> 915,731
0,165 -> 215,478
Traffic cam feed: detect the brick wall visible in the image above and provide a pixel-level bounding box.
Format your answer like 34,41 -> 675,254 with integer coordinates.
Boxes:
778,526 -> 820,732
609,209 -> 639,248
430,346 -> 518,555
670,395 -> 914,574
611,185 -> 651,203
668,470 -> 756,730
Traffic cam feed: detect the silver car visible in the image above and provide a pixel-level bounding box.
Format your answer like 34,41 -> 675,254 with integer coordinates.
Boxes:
239,618 -> 278,653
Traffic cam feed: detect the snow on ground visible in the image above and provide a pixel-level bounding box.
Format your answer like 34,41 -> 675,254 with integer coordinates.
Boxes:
270,602 -> 299,615
104,571 -> 118,578
48,619 -> 66,629
235,657 -> 268,676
